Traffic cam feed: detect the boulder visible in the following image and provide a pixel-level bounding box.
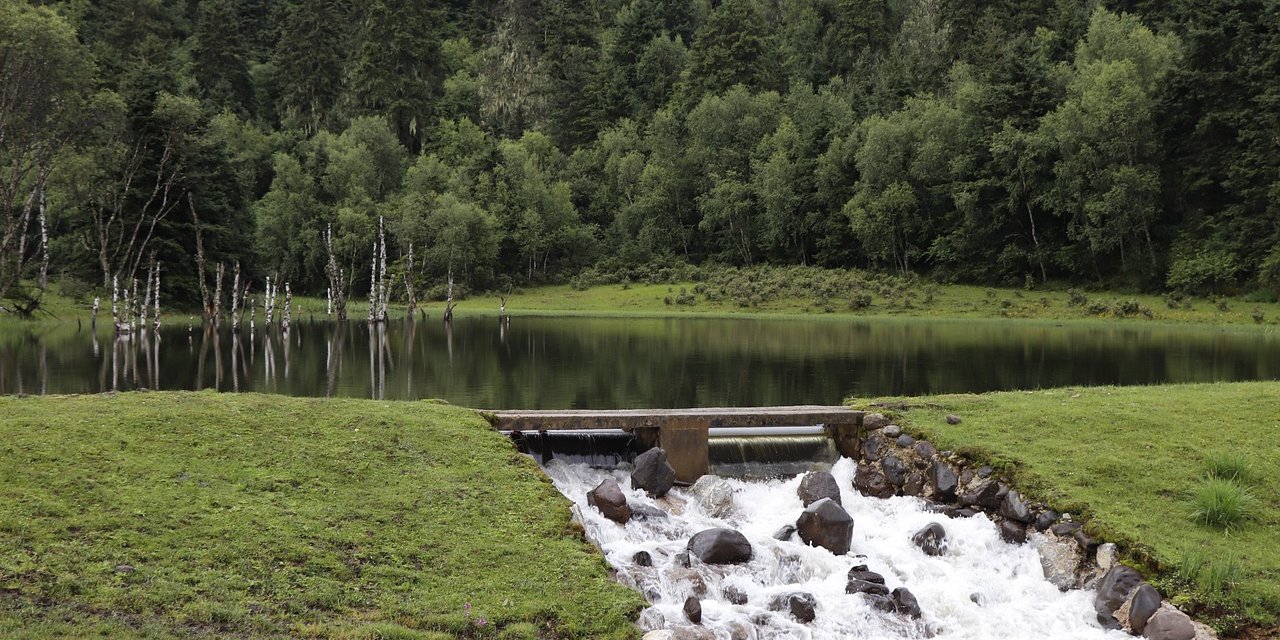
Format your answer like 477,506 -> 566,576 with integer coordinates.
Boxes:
687,528 -> 752,565
688,475 -> 734,518
881,456 -> 908,487
861,435 -> 885,461
847,566 -> 886,585
854,464 -> 895,499
912,522 -> 947,556
633,551 -> 652,567
864,413 -> 891,430
891,588 -> 923,619
903,472 -> 926,497
641,632 -> 672,640
773,524 -> 796,541
1030,532 -> 1083,591
1000,491 -> 1032,523
1129,584 -> 1162,635
638,607 -> 665,631
1051,521 -> 1082,537
796,497 -> 854,555
683,596 -> 702,624
959,478 -> 1003,510
929,461 -> 958,502
587,478 -> 631,524
632,448 -> 676,497
946,414 -> 962,425
1033,510 -> 1059,532
1094,564 -> 1144,623
846,579 -> 890,596
1143,605 -> 1196,640
630,502 -> 669,521
883,424 -> 902,438
797,471 -> 842,507
769,592 -> 817,624
1096,543 -> 1119,572
999,519 -> 1027,544
896,434 -> 916,447
673,551 -> 691,568
723,585 -> 749,605
913,440 -> 937,460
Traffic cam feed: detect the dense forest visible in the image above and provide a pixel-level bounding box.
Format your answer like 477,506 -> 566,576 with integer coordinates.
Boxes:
3,0 -> 1279,313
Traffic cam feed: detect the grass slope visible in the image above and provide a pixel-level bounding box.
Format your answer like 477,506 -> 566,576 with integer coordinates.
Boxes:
855,382 -> 1280,633
0,392 -> 643,639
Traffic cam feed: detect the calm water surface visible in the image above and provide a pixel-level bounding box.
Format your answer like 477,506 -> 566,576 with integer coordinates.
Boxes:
2,315 -> 1278,408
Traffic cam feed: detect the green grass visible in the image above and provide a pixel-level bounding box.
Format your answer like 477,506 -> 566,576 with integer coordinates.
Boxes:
1190,479 -> 1257,531
852,382 -> 1280,634
0,392 -> 643,639
1204,453 -> 1260,485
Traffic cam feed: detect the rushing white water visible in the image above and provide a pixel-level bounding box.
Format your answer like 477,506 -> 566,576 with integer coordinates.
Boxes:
544,457 -> 1129,640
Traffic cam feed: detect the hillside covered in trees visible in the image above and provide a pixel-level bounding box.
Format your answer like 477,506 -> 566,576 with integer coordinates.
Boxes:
3,0 -> 1279,312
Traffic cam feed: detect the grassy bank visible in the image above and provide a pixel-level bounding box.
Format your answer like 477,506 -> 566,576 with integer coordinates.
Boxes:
0,392 -> 643,639
854,382 -> 1280,634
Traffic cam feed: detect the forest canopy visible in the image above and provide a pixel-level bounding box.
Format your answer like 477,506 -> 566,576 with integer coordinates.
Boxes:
3,0 -> 1279,311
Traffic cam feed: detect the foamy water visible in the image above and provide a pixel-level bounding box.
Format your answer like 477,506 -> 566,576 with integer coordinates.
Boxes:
544,457 -> 1128,640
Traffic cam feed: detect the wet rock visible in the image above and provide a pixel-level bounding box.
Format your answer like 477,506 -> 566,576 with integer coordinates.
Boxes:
912,522 -> 947,556
1000,490 -> 1032,523
1051,521 -> 1082,537
633,551 -> 652,567
673,551 -> 691,568
642,631 -> 672,640
913,440 -> 937,460
587,477 -> 631,524
1096,543 -> 1119,571
1074,529 -> 1098,552
1130,584 -> 1163,634
769,592 -> 817,624
670,629 -> 715,640
683,596 -> 702,624
970,592 -> 985,606
854,464 -> 895,499
929,461 -> 958,502
883,424 -> 902,438
896,434 -> 916,447
881,456 -> 908,487
638,607 -> 665,631
1033,509 -> 1059,532
796,497 -> 854,555
630,502 -> 669,521
847,566 -> 885,584
946,414 -> 962,425
797,471 -> 842,507
1094,564 -> 1144,623
688,475 -> 735,518
846,579 -> 890,596
632,448 -> 676,497
654,494 -> 687,515
687,528 -> 752,565
861,435 -> 885,461
664,568 -> 708,596
999,519 -> 1027,544
903,472 -> 926,496
1030,532 -> 1083,591
723,585 -> 749,605
892,588 -> 923,619
959,478 -> 1003,510
1143,605 -> 1196,640
864,413 -> 891,430
773,524 -> 796,541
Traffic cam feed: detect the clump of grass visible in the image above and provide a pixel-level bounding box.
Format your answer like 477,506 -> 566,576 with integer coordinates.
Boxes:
1190,478 -> 1256,531
1198,558 -> 1243,593
1204,453 -> 1258,485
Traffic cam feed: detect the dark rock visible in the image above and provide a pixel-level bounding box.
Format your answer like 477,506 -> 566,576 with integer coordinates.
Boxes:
959,469 -> 975,486
881,456 -> 908,487
1000,491 -> 1033,523
687,528 -> 753,565
630,502 -> 668,521
929,461 -> 958,501
861,435 -> 884,461
999,519 -> 1027,544
913,441 -> 937,459
674,551 -> 691,568
864,413 -> 891,430
587,478 -> 631,524
684,596 -> 702,624
1097,613 -> 1124,631
864,593 -> 896,613
977,466 -> 994,478
970,592 -> 985,606
903,472 -> 926,496
846,579 -> 890,596
795,497 -> 854,555
950,507 -> 979,518
631,448 -> 677,497
1093,565 -> 1144,621
892,588 -> 923,619
1129,584 -> 1163,634
797,471 -> 842,507
895,434 -> 916,447
723,585 -> 749,605
633,551 -> 652,567
854,464 -> 895,499
1051,521 -> 1082,537
959,478 -> 1003,510
946,414 -> 962,425
912,522 -> 947,556
847,568 -> 886,584
769,592 -> 817,624
1034,510 -> 1059,532
883,424 -> 902,438
1073,529 -> 1098,551
1143,607 -> 1195,640
773,525 -> 796,541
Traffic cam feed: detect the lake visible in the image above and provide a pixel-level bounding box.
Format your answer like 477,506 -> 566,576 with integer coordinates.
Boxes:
2,315 -> 1278,407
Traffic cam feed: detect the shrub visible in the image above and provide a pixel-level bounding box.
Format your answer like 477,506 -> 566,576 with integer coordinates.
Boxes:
849,292 -> 872,310
1166,246 -> 1239,294
1189,479 -> 1255,531
1204,453 -> 1258,485
1067,288 -> 1088,307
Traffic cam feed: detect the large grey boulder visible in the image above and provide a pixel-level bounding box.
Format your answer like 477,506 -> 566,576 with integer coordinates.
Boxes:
854,464 -> 895,499
687,528 -> 752,564
1030,532 -> 1083,591
930,461 -> 958,501
1143,605 -> 1196,640
688,475 -> 734,518
1129,584 -> 1163,634
632,448 -> 676,497
797,471 -> 842,507
1000,490 -> 1032,523
1094,564 -> 1144,625
796,497 -> 854,555
911,522 -> 947,556
587,477 -> 631,524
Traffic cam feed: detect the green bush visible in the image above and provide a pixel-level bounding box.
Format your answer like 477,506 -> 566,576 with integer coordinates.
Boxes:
1190,479 -> 1255,531
1166,246 -> 1240,294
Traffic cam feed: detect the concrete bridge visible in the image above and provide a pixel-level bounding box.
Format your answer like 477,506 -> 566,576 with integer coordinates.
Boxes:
486,406 -> 866,483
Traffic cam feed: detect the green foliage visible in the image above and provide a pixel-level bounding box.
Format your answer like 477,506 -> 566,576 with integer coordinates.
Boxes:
1204,454 -> 1259,486
1190,479 -> 1255,531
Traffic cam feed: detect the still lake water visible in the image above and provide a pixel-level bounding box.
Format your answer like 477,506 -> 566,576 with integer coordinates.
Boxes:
2,315 -> 1278,408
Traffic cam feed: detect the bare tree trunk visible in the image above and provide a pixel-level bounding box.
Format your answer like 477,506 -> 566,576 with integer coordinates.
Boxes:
212,263 -> 224,328
404,242 -> 416,319
191,197 -> 211,323
323,224 -> 346,322
37,166 -> 48,289
230,262 -> 241,330
283,282 -> 292,332
444,269 -> 456,323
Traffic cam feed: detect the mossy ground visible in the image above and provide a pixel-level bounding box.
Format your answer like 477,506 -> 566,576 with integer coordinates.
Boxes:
854,382 -> 1280,634
0,392 -> 643,639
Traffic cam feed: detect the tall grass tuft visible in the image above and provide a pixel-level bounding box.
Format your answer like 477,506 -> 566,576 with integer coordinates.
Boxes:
1190,479 -> 1255,531
1204,453 -> 1258,485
